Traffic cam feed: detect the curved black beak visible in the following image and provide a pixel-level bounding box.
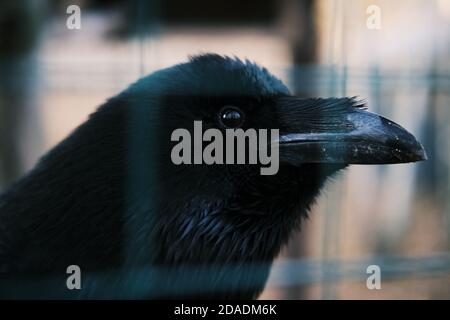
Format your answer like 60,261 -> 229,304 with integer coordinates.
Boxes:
276,97 -> 427,165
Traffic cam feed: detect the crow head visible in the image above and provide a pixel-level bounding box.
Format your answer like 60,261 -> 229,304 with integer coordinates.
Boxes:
126,54 -> 425,198
113,54 -> 425,298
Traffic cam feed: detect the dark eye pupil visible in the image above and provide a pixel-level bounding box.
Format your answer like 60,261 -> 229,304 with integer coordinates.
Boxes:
221,109 -> 243,128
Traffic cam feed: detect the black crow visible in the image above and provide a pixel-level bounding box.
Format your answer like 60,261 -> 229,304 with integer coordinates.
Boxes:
0,54 -> 426,299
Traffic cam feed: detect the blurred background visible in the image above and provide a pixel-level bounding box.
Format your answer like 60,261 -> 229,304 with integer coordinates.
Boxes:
0,0 -> 449,299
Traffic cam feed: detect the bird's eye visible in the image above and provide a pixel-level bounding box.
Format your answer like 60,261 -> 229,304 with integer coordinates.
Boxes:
219,106 -> 245,128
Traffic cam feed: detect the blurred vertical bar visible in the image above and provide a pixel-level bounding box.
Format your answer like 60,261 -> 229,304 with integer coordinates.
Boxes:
124,0 -> 161,297
0,0 -> 44,188
418,2 -> 439,203
279,0 -> 318,299
419,1 -> 450,248
134,0 -> 160,75
319,0 -> 346,300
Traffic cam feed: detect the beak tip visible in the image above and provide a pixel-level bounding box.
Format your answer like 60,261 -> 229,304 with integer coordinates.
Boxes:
413,143 -> 428,162
399,139 -> 427,163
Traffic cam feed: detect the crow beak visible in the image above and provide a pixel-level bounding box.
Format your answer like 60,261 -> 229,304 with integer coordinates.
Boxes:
276,97 -> 427,165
